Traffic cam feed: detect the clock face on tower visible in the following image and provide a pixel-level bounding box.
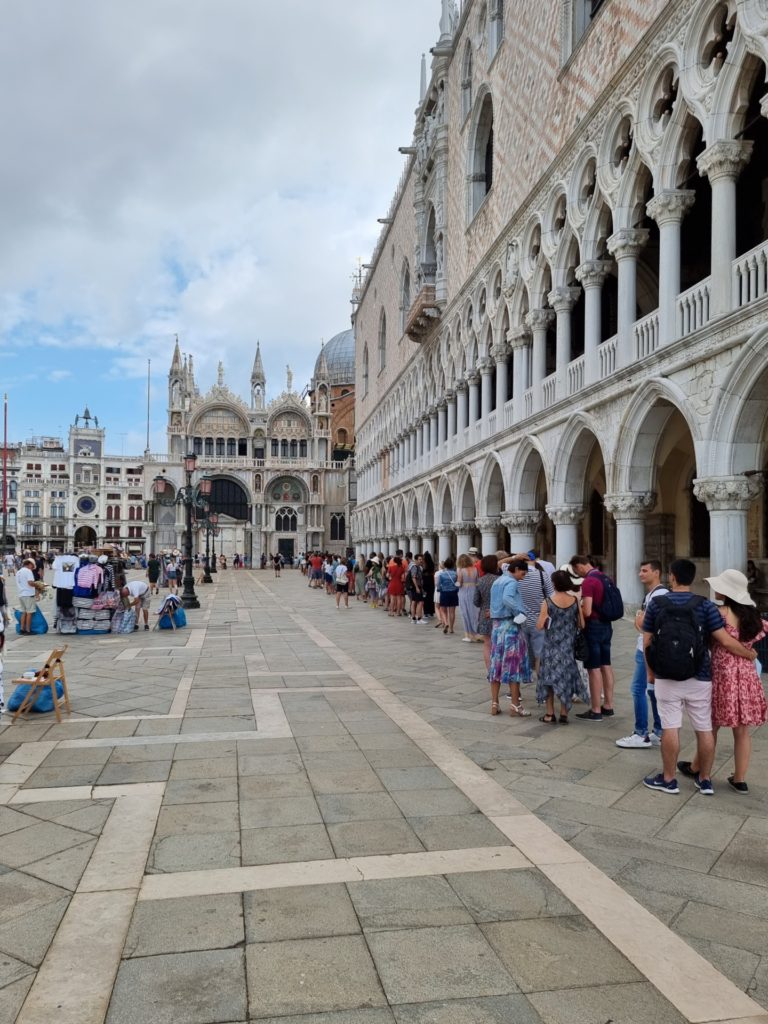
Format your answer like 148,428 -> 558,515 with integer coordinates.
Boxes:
77,496 -> 96,514
78,446 -> 94,457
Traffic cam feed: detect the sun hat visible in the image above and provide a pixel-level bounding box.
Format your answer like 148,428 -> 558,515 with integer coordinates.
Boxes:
703,569 -> 755,606
97,555 -> 108,564
371,556 -> 380,565
559,563 -> 582,587
468,547 -> 479,555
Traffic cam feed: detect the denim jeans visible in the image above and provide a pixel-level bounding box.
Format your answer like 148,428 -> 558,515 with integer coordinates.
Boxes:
631,649 -> 662,737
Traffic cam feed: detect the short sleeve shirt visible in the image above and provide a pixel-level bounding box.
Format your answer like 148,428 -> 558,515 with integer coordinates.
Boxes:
518,565 -> 554,624
642,592 -> 724,681
125,581 -> 150,599
16,567 -> 36,597
581,570 -> 605,622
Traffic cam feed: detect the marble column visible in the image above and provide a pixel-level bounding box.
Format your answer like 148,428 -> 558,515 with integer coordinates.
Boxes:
608,228 -> 649,368
437,527 -> 453,564
603,492 -> 656,606
429,407 -> 439,452
437,400 -> 447,446
647,189 -> 695,345
508,325 -> 531,423
467,373 -> 480,424
494,343 -> 511,414
409,534 -> 421,556
545,504 -> 585,569
445,389 -> 457,440
697,140 -> 752,317
456,381 -> 469,434
420,418 -> 429,457
479,358 -> 494,421
398,535 -> 409,554
576,261 -> 612,385
454,523 -> 474,557
476,517 -> 500,557
693,476 -> 762,580
548,285 -> 581,401
525,309 -> 554,413
501,511 -> 540,555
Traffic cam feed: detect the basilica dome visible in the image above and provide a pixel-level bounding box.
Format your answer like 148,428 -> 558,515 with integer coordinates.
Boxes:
315,329 -> 355,386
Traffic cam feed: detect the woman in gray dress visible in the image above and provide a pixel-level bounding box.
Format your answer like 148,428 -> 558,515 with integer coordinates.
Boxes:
535,569 -> 584,723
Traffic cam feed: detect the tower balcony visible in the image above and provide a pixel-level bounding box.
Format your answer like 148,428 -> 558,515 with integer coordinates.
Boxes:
405,283 -> 441,342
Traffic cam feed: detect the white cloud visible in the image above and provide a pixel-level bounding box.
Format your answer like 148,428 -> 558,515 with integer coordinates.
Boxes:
47,369 -> 73,382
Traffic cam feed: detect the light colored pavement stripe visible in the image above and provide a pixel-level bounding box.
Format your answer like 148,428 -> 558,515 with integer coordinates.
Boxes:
542,859 -> 765,1024
57,729 -> 277,750
246,670 -> 350,676
248,686 -> 357,694
0,741 -> 57,803
168,665 -> 195,717
10,782 -> 166,805
250,691 -> 292,737
139,845 -> 529,902
79,792 -> 163,892
115,646 -> 140,661
290,612 -> 768,1024
15,890 -> 136,1024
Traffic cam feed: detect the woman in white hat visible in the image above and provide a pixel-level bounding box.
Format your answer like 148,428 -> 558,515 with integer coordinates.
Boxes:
687,569 -> 767,794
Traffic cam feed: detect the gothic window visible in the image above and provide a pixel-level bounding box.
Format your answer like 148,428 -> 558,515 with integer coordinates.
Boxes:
400,262 -> 411,333
134,505 -> 143,521
378,311 -> 387,372
106,506 -> 113,521
271,439 -> 279,457
299,440 -> 307,458
461,41 -> 473,119
8,509 -> 16,528
311,475 -> 319,494
469,92 -> 494,219
227,438 -> 236,457
8,480 -> 17,500
216,438 -> 225,457
209,478 -> 249,521
337,428 -> 348,446
281,439 -> 288,457
205,437 -> 214,456
330,513 -> 346,541
363,345 -> 369,395
290,439 -> 298,458
275,506 -> 298,532
193,437 -> 202,455
128,506 -> 135,521
489,0 -> 504,57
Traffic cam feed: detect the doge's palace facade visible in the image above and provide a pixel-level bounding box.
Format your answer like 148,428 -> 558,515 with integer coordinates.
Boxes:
352,0 -> 768,606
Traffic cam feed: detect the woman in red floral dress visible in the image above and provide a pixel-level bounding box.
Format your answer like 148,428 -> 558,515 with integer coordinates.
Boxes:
704,569 -> 767,794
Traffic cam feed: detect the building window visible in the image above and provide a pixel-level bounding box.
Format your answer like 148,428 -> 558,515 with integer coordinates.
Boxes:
271,439 -> 279,457
461,41 -> 473,119
290,439 -> 298,458
400,262 -> 411,333
275,506 -> 297,532
227,438 -> 236,457
330,513 -> 346,541
311,475 -> 319,494
468,92 -> 494,219
489,0 -> 504,57
193,437 -> 202,455
281,439 -> 288,458
299,440 -> 307,458
216,438 -> 225,457
362,346 -> 369,395
563,0 -> 607,62
205,437 -> 214,456
378,310 -> 387,372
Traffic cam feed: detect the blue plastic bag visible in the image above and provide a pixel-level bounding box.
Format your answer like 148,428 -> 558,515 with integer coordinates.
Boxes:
158,608 -> 187,629
7,680 -> 64,713
14,607 -> 48,635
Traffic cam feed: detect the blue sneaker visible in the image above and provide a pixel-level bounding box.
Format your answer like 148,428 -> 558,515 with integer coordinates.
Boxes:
695,777 -> 714,796
643,773 -> 679,794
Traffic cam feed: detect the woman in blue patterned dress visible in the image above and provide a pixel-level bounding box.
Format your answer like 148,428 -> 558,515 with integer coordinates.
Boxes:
488,559 -> 531,716
535,569 -> 584,723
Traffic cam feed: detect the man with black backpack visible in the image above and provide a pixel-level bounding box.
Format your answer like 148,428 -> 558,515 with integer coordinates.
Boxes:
570,555 -> 624,721
642,558 -> 758,796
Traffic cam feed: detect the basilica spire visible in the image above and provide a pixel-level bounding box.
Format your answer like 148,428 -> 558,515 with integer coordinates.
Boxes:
170,334 -> 182,374
251,341 -> 266,410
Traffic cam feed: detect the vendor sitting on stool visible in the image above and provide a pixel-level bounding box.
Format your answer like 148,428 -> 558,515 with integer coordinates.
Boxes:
121,580 -> 151,631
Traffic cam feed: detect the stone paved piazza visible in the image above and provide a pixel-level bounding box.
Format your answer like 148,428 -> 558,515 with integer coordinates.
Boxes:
0,570 -> 766,1024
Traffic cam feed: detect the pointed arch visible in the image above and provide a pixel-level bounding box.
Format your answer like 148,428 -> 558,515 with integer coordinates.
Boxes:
477,451 -> 507,516
508,438 -> 550,511
550,415 -> 610,506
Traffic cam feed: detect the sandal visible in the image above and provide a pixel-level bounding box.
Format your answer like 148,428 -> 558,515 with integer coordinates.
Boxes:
559,714 -> 569,724
510,703 -> 531,717
443,625 -> 449,634
539,714 -> 557,724
491,701 -> 501,716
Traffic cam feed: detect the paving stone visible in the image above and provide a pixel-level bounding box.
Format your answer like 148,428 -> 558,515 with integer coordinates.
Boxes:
366,925 -> 517,1004
711,833 -> 768,886
22,838 -> 97,890
317,792 -> 404,824
306,767 -> 384,795
685,935 -> 761,993
239,796 -> 322,829
0,950 -> 36,987
107,948 -> 247,1024
481,916 -> 641,992
407,814 -> 510,851
390,788 -> 477,818
300,752 -> 372,772
246,935 -> 387,1017
41,746 -> 113,767
88,721 -> 139,738
0,821 -> 93,869
174,740 -> 239,760
0,976 -> 34,1024
23,764 -> 104,788
50,802 -> 112,835
364,748 -> 434,769
375,767 -> 457,791
0,805 -> 38,836
526,982 -> 687,1023
124,894 -> 244,956
347,876 -> 473,931
244,884 -> 359,942
294,735 -> 362,754
108,743 -> 177,763
616,859 -> 768,918
148,831 -> 242,873
163,777 -> 239,804
239,773 -> 314,800
181,715 -> 256,733
169,756 -> 238,780
619,885 -> 686,927
391,994 -> 545,1023
327,819 -> 425,858
570,825 -> 719,872
238,752 -> 305,776
155,801 -> 240,836
0,894 -> 69,965
446,869 -> 577,923
656,804 -> 747,851
533,797 -> 665,837
135,718 -> 182,736
241,824 -> 335,866
97,759 -> 172,784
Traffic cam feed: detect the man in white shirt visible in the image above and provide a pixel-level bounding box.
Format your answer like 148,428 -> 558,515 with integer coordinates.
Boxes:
616,559 -> 667,749
121,580 -> 151,631
16,558 -> 38,635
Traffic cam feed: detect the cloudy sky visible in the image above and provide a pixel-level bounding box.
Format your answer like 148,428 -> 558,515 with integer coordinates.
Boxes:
1,2 -> 438,454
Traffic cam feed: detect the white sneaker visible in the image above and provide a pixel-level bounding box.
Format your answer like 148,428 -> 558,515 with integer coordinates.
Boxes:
417,618 -> 428,624
649,733 -> 661,746
615,734 -> 652,749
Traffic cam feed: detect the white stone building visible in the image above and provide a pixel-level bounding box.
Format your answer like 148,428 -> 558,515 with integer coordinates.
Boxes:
352,0 -> 768,605
144,337 -> 355,562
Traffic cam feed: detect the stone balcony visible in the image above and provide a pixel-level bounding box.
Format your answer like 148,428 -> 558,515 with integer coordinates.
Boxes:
405,284 -> 441,341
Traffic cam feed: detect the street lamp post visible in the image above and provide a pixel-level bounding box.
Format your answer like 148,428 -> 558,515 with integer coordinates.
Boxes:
203,516 -> 213,583
209,512 -> 219,574
152,454 -> 212,610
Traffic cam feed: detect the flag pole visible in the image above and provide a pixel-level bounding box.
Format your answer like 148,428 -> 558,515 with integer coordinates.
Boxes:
145,359 -> 151,454
2,393 -> 8,556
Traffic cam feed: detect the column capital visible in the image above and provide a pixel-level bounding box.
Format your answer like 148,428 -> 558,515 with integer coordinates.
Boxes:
477,357 -> 494,376
436,398 -> 447,411
696,139 -> 753,184
603,491 -> 656,520
452,520 -> 474,534
647,189 -> 695,227
547,285 -> 581,312
693,475 -> 762,512
507,324 -> 532,349
525,308 -> 555,331
428,405 -> 438,418
455,380 -> 468,394
575,260 -> 613,289
545,503 -> 585,526
493,342 -> 512,363
444,388 -> 456,402
435,526 -> 453,537
501,510 -> 541,531
466,371 -> 480,386
475,516 -> 500,532
607,227 -> 650,260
